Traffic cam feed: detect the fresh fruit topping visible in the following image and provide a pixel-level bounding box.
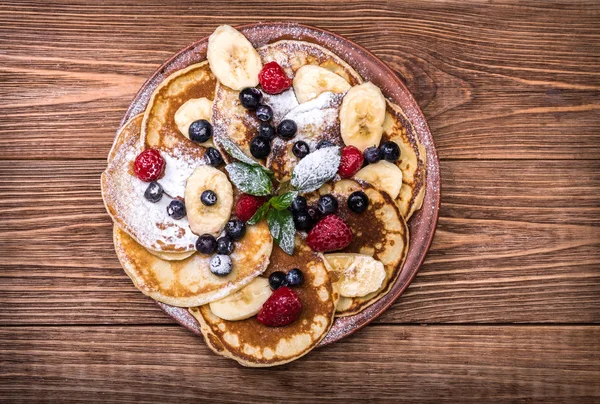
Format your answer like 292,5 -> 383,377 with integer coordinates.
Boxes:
306,206 -> 321,223
144,181 -> 163,203
292,65 -> 351,103
293,209 -> 313,231
235,194 -> 267,222
210,254 -> 233,277
324,253 -> 386,297
196,234 -> 217,254
348,190 -> 369,213
291,195 -> 308,212
286,268 -> 304,287
379,141 -> 400,162
239,87 -> 263,110
258,61 -> 292,95
277,119 -> 297,139
316,140 -> 335,149
216,235 -> 234,255
258,122 -> 276,140
207,25 -> 262,90
225,218 -> 246,240
363,146 -> 381,164
201,189 -> 217,206
167,199 -> 186,220
205,147 -> 224,167
317,194 -> 338,216
269,271 -> 288,290
174,98 -> 213,142
250,136 -> 271,159
338,145 -> 364,178
354,160 -> 403,200
257,286 -> 302,327
306,214 -> 352,252
134,149 -> 165,182
340,82 -> 386,151
188,119 -> 213,144
255,104 -> 273,122
292,141 -> 310,158
209,277 -> 272,321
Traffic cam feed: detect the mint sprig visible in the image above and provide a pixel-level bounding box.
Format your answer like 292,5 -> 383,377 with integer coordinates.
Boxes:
291,146 -> 341,194
266,208 -> 295,255
225,162 -> 272,196
218,136 -> 273,174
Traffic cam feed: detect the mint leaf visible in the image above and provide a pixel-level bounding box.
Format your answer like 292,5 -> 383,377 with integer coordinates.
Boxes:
267,208 -> 295,255
218,136 -> 273,175
247,202 -> 271,225
270,191 -> 298,211
225,162 -> 273,196
291,146 -> 341,194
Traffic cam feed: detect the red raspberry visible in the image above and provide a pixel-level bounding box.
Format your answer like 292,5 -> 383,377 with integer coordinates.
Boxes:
257,287 -> 302,327
235,194 -> 267,222
306,214 -> 353,252
258,62 -> 292,94
338,145 -> 364,178
134,149 -> 165,182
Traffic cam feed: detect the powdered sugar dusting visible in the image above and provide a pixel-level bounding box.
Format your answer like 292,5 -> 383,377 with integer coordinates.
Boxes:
158,147 -> 204,199
262,88 -> 299,124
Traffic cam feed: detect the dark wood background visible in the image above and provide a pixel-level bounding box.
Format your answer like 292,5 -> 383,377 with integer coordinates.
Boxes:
1,1 -> 599,402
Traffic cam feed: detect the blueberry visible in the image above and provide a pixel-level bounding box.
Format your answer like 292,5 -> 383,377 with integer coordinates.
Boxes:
216,235 -> 234,255
256,105 -> 273,122
201,190 -> 217,206
363,146 -> 380,164
316,140 -> 335,149
293,209 -> 313,231
167,199 -> 186,219
291,195 -> 307,212
250,136 -> 271,159
258,122 -> 276,141
317,194 -> 338,216
239,87 -> 262,110
144,181 -> 163,203
306,206 -> 322,223
188,119 -> 212,143
196,234 -> 217,254
286,268 -> 304,287
225,219 -> 246,240
269,271 -> 288,290
292,141 -> 309,158
210,254 -> 233,277
277,119 -> 297,139
348,191 -> 369,213
380,141 -> 400,162
206,147 -> 224,167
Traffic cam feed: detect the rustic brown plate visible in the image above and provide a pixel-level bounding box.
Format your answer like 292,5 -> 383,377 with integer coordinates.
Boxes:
120,22 -> 440,346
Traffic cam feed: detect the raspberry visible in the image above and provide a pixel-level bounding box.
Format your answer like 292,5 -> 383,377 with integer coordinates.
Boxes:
338,145 -> 364,178
306,214 -> 352,252
134,149 -> 165,182
257,287 -> 302,327
258,62 -> 291,94
235,194 -> 267,222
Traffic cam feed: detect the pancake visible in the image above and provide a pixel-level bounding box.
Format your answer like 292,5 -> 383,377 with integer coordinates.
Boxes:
189,237 -> 338,367
307,179 -> 409,316
113,222 -> 273,307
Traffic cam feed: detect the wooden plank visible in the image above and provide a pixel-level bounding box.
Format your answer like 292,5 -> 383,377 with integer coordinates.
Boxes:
0,325 -> 599,402
1,160 -> 598,325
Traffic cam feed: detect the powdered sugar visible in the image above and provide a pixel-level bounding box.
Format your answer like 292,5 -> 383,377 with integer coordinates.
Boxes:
158,147 -> 203,199
291,146 -> 341,193
262,88 -> 299,125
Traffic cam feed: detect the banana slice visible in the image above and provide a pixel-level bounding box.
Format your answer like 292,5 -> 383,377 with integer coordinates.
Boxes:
209,277 -> 272,321
354,160 -> 403,200
185,166 -> 233,236
147,249 -> 195,261
339,82 -> 386,151
207,25 -> 262,91
293,65 -> 351,104
174,97 -> 214,146
324,253 -> 386,298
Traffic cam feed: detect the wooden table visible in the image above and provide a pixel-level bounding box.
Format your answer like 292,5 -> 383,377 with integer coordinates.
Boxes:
1,1 -> 599,402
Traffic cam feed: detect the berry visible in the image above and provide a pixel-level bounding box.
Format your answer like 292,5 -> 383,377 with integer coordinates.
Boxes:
239,87 -> 262,110
316,140 -> 335,150
258,61 -> 292,95
216,236 -> 234,255
196,234 -> 217,254
269,271 -> 288,290
380,141 -> 401,162
210,254 -> 233,277
258,122 -> 276,141
286,268 -> 304,287
166,199 -> 186,220
348,191 -> 369,213
338,145 -> 364,178
293,210 -> 313,231
256,105 -> 273,122
363,146 -> 380,164
306,215 -> 353,252
188,119 -> 212,143
144,181 -> 163,203
205,147 -> 224,167
225,219 -> 246,240
317,194 -> 338,216
235,194 -> 267,222
201,190 -> 217,206
277,119 -> 297,139
250,136 -> 271,159
134,148 -> 165,182
257,287 -> 302,327
291,195 -> 307,212
292,141 -> 309,158
306,206 -> 322,223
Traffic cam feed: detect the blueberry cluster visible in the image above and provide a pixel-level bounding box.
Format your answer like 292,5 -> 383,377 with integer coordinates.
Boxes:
363,141 -> 401,165
268,268 -> 304,290
188,119 -> 225,167
195,219 -> 246,277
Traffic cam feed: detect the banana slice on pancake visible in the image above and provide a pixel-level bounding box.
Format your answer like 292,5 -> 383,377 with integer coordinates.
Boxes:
293,65 -> 351,103
209,277 -> 272,321
324,253 -> 386,298
354,160 -> 403,200
340,82 -> 386,151
174,97 -> 214,146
